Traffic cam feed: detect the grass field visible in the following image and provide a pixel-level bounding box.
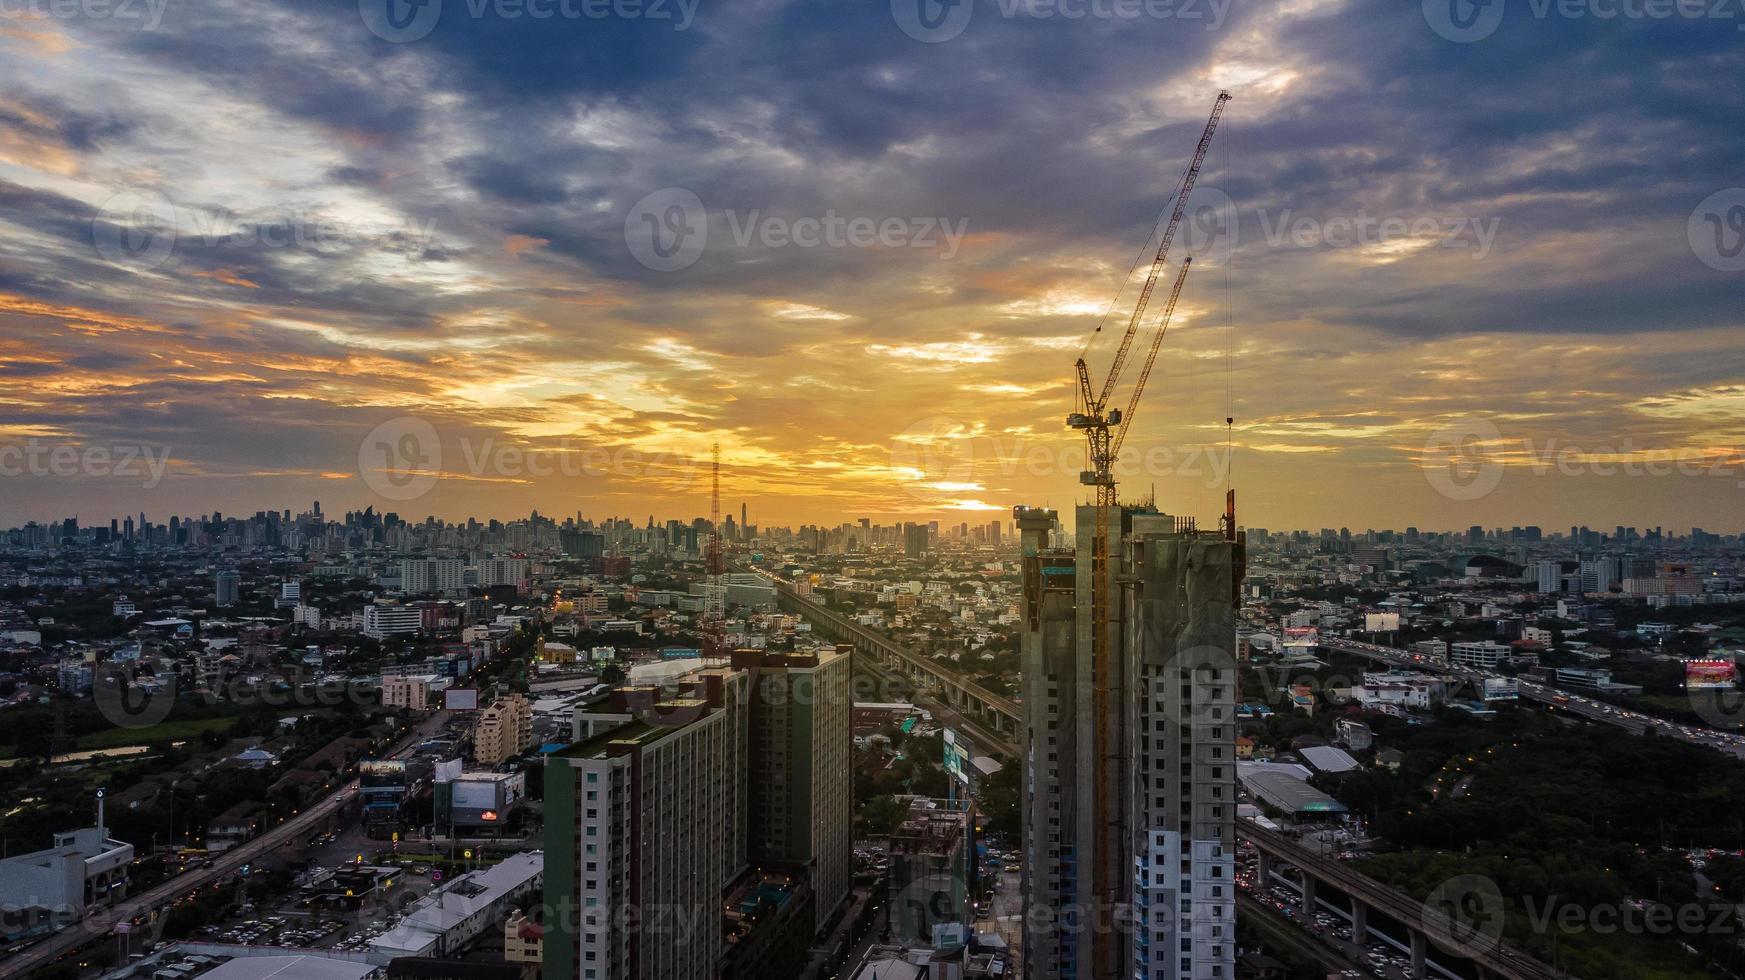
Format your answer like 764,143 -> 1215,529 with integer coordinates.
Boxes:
77,715 -> 239,750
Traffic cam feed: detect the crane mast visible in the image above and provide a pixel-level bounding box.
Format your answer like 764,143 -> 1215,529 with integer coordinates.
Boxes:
1065,91 -> 1228,980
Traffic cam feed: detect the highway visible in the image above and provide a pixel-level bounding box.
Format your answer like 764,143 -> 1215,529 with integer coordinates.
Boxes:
1240,819 -> 1561,980
1235,893 -> 1362,976
0,713 -> 449,977
1322,637 -> 1745,760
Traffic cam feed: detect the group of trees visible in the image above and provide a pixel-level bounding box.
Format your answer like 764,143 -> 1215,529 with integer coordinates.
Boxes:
1327,709 -> 1745,979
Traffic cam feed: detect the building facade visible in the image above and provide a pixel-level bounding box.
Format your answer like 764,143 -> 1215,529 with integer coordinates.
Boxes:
734,646 -> 854,933
1015,504 -> 1242,980
475,693 -> 534,764
544,667 -> 751,980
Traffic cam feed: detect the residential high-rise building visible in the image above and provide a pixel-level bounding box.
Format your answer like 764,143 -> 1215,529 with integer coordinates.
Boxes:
1015,504 -> 1242,980
733,646 -> 854,933
543,666 -> 750,980
475,693 -> 534,764
213,569 -> 240,606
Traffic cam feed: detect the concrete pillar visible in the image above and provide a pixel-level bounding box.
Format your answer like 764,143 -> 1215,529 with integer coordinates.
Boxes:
1299,873 -> 1316,916
1256,851 -> 1272,886
1351,899 -> 1368,942
1411,929 -> 1427,979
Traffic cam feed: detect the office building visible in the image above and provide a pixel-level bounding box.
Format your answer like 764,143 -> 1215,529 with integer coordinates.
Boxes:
364,603 -> 424,640
1014,504 -> 1242,980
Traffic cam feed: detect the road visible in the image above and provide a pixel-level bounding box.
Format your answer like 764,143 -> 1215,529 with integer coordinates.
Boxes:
0,712 -> 450,977
1236,893 -> 1363,976
1323,638 -> 1745,759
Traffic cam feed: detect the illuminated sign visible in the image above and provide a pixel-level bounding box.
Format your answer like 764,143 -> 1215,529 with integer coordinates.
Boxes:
1686,660 -> 1738,690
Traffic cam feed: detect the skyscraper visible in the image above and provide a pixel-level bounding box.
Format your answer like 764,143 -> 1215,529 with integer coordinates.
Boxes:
733,646 -> 854,933
1015,504 -> 1242,980
214,569 -> 240,607
544,666 -> 750,980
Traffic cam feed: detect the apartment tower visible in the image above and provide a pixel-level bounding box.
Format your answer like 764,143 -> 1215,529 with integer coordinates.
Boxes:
1015,504 -> 1242,980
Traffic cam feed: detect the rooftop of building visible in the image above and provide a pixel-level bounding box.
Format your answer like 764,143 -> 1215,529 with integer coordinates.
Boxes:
552,708 -> 707,759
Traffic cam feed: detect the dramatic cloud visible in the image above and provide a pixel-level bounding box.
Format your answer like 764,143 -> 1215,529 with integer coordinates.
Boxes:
0,0 -> 1741,531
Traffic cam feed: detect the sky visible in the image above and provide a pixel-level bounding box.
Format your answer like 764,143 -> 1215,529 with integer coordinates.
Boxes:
0,0 -> 1742,533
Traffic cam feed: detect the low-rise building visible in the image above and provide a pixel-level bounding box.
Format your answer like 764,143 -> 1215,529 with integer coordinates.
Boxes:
0,798 -> 132,940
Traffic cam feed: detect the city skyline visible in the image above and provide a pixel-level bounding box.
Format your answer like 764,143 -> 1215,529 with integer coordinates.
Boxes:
2,4 -> 1743,532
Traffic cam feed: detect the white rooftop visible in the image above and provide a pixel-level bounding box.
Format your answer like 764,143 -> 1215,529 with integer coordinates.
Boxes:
1299,745 -> 1360,773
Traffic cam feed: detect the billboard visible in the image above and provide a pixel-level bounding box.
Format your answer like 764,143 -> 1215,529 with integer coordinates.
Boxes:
452,780 -> 500,811
1685,660 -> 1738,690
942,728 -> 973,786
1365,613 -> 1401,632
448,773 -> 526,827
359,759 -> 406,778
445,688 -> 479,711
1482,676 -> 1520,701
1281,627 -> 1320,659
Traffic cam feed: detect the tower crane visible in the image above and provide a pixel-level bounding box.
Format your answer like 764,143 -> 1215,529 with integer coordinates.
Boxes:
1065,90 -> 1228,980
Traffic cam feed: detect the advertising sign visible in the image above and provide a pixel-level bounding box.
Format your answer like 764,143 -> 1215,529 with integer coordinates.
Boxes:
1481,676 -> 1520,701
1365,613 -> 1401,632
1685,660 -> 1738,690
943,728 -> 973,786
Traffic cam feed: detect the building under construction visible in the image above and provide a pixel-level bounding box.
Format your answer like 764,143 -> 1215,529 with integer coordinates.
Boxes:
1016,503 -> 1242,980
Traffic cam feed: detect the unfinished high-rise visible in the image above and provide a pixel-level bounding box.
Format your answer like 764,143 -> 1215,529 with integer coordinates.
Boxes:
1016,503 -> 1242,980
